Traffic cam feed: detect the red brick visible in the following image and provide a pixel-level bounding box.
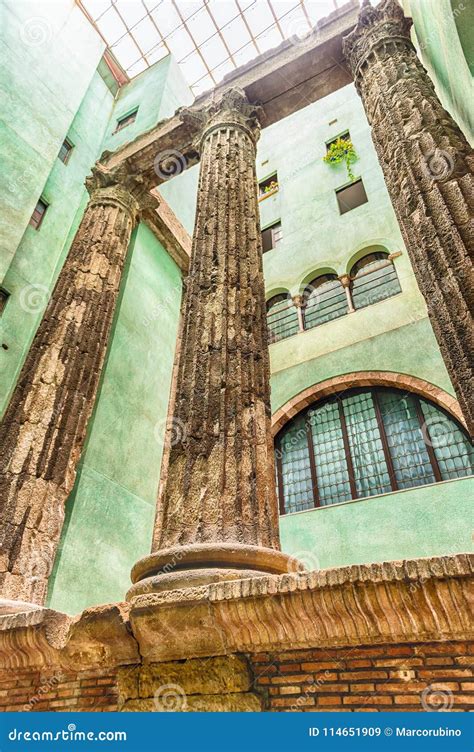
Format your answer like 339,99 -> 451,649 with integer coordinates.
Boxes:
301,661 -> 341,671
343,695 -> 393,705
317,696 -> 342,706
340,671 -> 389,681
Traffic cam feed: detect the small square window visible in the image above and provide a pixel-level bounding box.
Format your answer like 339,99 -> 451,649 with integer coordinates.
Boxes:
0,288 -> 9,316
58,138 -> 74,164
29,198 -> 48,230
336,179 -> 368,215
262,220 -> 282,253
326,130 -> 350,152
259,172 -> 279,197
114,108 -> 138,133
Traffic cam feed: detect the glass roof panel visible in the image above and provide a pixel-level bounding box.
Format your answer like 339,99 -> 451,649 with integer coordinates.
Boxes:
79,0 -> 343,94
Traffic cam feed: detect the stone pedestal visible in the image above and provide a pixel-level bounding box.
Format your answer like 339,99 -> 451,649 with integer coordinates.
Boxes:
343,0 -> 474,435
129,90 -> 298,598
0,167 -> 148,605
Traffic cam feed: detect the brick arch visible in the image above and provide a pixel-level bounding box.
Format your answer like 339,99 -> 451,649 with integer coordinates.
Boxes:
271,371 -> 466,436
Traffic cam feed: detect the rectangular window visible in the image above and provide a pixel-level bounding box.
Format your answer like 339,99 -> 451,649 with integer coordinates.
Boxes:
258,172 -> 278,197
0,288 -> 9,316
29,198 -> 48,230
326,130 -> 350,151
58,138 -> 74,164
336,179 -> 368,215
114,108 -> 138,133
261,221 -> 282,253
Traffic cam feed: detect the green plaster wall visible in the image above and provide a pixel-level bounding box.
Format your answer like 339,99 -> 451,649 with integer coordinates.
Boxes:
101,55 -> 193,154
254,82 -> 472,569
0,69 -> 115,415
0,0 -> 106,280
403,0 -> 474,140
280,477 -> 473,569
48,223 -> 182,614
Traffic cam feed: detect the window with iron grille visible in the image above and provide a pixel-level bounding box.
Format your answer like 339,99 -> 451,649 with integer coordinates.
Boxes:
29,198 -> 48,230
114,107 -> 138,133
58,138 -> 74,164
266,293 -> 299,344
303,274 -> 348,330
261,221 -> 282,253
275,387 -> 473,514
350,252 -> 401,309
336,178 -> 368,214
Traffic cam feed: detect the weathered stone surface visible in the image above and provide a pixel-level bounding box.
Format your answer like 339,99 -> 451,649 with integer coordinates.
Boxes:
130,89 -> 295,596
121,693 -> 262,712
129,554 -> 474,663
343,0 -> 474,434
118,655 -> 251,701
0,165 -> 150,605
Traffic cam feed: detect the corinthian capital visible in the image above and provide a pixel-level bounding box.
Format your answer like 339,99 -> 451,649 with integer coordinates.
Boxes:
85,162 -> 160,217
178,87 -> 263,153
343,0 -> 412,76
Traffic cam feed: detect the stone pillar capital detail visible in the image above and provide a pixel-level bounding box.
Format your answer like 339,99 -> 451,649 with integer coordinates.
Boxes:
86,164 -> 160,220
178,88 -> 263,154
343,0 -> 413,79
338,274 -> 352,288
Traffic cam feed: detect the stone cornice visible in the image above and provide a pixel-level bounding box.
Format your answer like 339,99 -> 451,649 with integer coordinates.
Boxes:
0,555 -> 471,672
343,0 -> 413,79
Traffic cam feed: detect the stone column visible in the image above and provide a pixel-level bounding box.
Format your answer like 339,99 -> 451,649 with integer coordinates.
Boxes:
338,275 -> 355,313
343,0 -> 474,435
292,295 -> 305,331
129,89 -> 298,598
0,166 -> 148,604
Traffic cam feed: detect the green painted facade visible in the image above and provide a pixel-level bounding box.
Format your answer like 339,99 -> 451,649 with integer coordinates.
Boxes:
1,1 -> 472,614
403,0 -> 474,141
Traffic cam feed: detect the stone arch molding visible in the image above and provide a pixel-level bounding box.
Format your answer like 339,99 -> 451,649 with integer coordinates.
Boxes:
271,371 -> 466,436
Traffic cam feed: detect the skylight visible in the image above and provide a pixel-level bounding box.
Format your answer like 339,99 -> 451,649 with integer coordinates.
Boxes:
78,1 -> 343,95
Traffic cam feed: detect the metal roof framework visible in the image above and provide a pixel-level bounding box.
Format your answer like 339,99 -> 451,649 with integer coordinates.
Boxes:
77,0 -> 342,95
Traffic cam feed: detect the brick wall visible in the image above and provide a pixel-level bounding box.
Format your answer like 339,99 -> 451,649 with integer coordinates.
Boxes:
1,642 -> 472,712
0,668 -> 119,712
251,642 -> 474,711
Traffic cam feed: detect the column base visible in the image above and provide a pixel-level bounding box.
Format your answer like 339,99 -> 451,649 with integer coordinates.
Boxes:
127,543 -> 303,600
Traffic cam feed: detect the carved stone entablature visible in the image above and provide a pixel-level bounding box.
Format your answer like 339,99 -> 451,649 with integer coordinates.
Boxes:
343,0 -> 413,85
178,87 -> 263,155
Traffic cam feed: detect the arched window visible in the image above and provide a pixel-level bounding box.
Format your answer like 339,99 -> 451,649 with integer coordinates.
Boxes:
275,387 -> 473,514
266,293 -> 299,344
302,274 -> 348,330
350,252 -> 401,309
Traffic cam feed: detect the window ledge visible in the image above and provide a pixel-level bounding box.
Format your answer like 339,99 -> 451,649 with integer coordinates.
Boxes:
259,188 -> 279,202
279,474 -> 474,517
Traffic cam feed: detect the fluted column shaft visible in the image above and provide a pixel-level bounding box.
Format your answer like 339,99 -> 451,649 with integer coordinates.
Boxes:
0,172 -> 141,604
344,0 -> 474,434
130,90 -> 294,597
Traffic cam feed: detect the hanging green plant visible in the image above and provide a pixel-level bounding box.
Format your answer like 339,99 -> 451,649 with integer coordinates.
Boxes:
323,138 -> 358,181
